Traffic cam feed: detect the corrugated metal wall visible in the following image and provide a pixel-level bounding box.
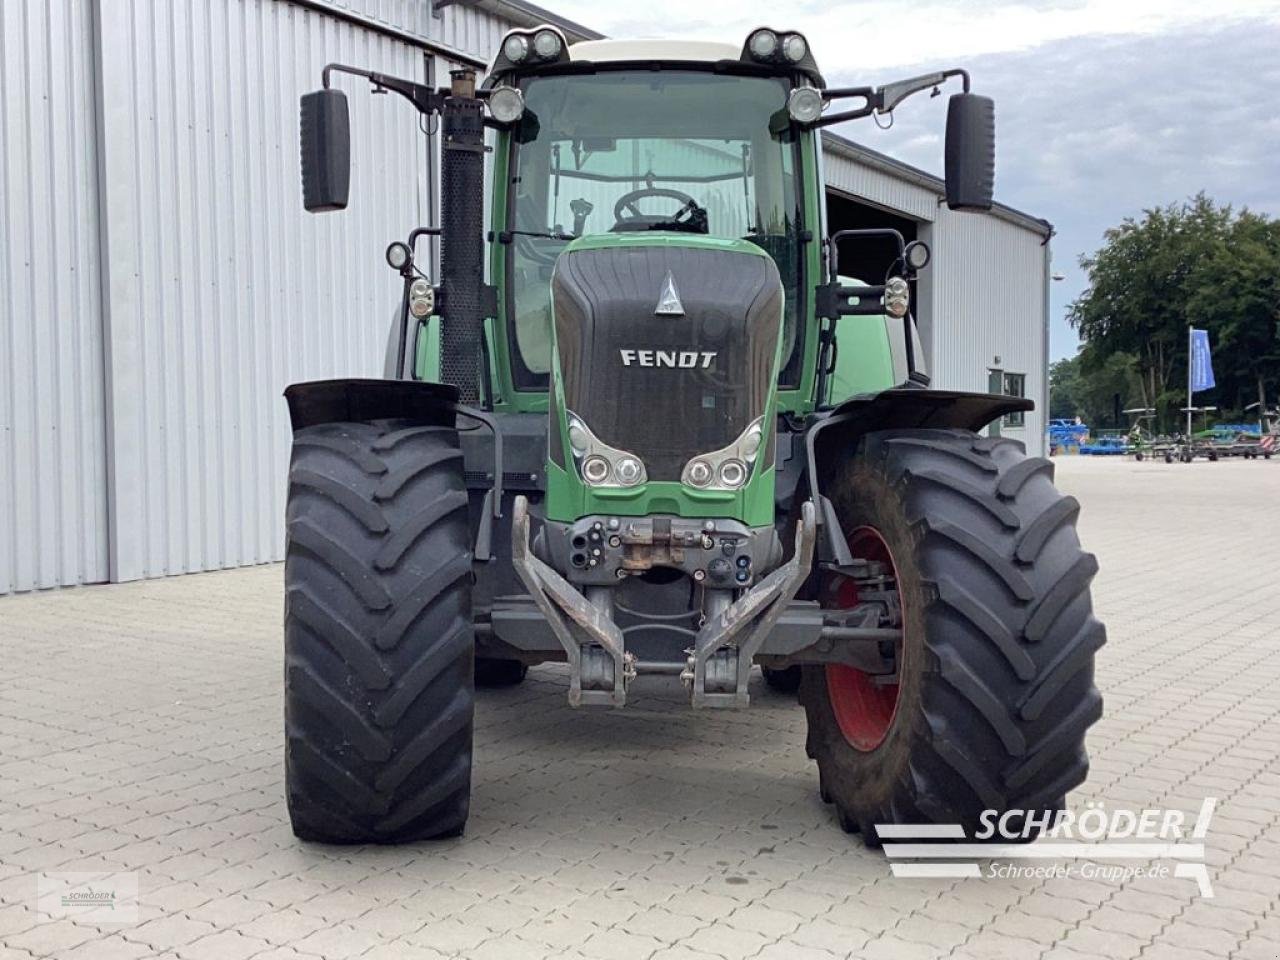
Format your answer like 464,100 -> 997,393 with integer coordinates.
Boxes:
1,0 -> 513,593
0,0 -> 109,594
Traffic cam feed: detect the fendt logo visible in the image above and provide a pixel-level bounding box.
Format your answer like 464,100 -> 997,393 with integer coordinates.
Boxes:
619,349 -> 717,369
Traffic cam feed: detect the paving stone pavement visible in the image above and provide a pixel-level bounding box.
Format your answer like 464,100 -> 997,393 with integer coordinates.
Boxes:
2,455 -> 1279,960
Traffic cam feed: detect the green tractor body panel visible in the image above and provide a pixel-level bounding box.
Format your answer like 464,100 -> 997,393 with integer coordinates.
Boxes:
413,72 -> 830,528
540,231 -> 778,527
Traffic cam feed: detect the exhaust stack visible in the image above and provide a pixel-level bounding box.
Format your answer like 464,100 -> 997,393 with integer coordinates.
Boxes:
438,69 -> 486,405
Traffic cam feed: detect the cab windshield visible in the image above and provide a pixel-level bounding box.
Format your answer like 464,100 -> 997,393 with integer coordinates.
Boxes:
504,69 -> 804,388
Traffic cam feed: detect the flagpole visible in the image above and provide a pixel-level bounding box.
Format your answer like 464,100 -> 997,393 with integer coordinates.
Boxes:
1187,325 -> 1193,441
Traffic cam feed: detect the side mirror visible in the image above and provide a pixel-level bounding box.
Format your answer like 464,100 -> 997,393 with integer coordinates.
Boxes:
300,89 -> 351,212
944,92 -> 994,211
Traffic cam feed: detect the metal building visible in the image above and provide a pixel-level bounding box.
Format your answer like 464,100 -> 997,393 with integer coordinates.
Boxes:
820,133 -> 1052,457
0,0 -> 1048,594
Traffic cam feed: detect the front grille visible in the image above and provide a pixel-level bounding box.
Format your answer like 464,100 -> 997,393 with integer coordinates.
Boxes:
552,242 -> 782,481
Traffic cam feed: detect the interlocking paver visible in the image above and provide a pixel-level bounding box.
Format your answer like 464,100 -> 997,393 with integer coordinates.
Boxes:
2,458 -> 1279,960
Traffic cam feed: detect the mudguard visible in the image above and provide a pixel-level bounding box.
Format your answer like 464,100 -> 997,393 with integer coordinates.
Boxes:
804,388 -> 1034,565
284,379 -> 458,431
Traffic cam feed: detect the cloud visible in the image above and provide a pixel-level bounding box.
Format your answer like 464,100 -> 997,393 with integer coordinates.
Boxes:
547,3 -> 1280,359
835,21 -> 1280,357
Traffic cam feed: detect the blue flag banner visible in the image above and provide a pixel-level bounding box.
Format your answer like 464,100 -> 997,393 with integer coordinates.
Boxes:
1190,328 -> 1215,393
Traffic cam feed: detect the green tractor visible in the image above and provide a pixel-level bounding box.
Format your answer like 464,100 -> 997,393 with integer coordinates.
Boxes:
285,26 -> 1104,844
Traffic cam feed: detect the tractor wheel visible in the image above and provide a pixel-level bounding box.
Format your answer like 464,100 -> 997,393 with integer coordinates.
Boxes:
284,419 -> 474,844
1134,451 -> 1144,462
761,665 -> 802,694
475,658 -> 529,687
800,429 -> 1103,844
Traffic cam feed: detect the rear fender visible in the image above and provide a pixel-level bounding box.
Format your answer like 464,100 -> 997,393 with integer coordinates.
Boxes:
804,388 -> 1034,565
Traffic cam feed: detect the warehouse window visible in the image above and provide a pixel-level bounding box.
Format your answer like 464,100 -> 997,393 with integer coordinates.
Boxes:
1002,372 -> 1026,427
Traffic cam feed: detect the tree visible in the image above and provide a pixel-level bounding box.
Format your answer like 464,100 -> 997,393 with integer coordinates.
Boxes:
1066,194 -> 1277,430
1186,211 -> 1280,418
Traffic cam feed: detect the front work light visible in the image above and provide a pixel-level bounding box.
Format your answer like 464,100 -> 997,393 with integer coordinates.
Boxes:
502,34 -> 529,63
787,87 -> 824,124
385,241 -> 411,272
782,34 -> 808,62
533,29 -> 563,60
748,30 -> 778,59
488,86 -> 525,124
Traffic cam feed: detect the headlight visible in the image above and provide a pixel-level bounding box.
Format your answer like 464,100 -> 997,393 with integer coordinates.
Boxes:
582,456 -> 610,485
787,87 -> 824,124
409,279 -> 435,318
615,457 -> 643,487
885,276 -> 910,318
566,412 -> 647,488
681,416 -> 768,491
488,86 -> 525,124
719,459 -> 748,489
533,29 -> 563,60
502,34 -> 529,63
686,459 -> 713,487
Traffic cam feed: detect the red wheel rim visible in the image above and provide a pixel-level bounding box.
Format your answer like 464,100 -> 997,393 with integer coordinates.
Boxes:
825,526 -> 903,752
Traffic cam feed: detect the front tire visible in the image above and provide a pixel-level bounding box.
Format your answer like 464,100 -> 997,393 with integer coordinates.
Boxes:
284,419 -> 474,844
801,429 -> 1104,843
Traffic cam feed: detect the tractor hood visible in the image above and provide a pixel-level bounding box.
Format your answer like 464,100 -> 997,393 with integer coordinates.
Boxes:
550,234 -> 783,482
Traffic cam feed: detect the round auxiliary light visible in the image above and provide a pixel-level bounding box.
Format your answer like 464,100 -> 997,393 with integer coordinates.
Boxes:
533,29 -> 563,60
748,29 -> 779,60
787,87 -> 824,124
567,421 -> 589,455
719,459 -> 748,489
582,455 -> 610,485
502,34 -> 529,63
686,459 -> 713,488
782,34 -> 808,63
741,423 -> 764,458
385,241 -> 411,272
615,456 -> 643,486
488,86 -> 525,124
904,240 -> 931,271
409,279 -> 435,318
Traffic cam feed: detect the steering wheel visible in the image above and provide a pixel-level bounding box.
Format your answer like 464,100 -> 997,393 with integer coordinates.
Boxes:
612,187 -> 705,231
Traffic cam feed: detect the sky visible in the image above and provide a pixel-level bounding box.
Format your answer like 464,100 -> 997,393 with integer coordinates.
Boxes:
545,0 -> 1280,360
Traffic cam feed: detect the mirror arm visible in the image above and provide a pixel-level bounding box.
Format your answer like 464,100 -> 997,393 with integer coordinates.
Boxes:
806,68 -> 971,129
322,63 -> 445,116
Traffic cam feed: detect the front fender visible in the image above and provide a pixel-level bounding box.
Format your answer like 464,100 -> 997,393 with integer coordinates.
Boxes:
284,378 -> 458,432
803,388 -> 1034,565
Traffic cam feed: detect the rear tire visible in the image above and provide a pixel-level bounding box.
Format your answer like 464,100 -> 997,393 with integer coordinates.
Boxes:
801,429 -> 1104,843
284,419 -> 474,844
475,658 -> 529,687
